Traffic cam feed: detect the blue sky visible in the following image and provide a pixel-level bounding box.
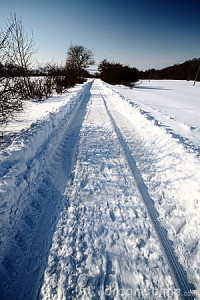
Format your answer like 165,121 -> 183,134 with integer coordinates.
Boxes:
1,0 -> 200,70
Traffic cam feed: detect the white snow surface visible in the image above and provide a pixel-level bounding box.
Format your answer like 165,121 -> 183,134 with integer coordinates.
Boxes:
110,80 -> 200,151
0,80 -> 91,254
0,79 -> 200,299
40,83 -> 175,299
2,82 -> 92,139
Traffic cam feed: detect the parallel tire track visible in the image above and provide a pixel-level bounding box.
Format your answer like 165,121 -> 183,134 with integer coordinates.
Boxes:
101,92 -> 196,300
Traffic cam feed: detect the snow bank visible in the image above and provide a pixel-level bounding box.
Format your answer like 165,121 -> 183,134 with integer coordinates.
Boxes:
100,80 -> 200,294
0,80 -> 92,255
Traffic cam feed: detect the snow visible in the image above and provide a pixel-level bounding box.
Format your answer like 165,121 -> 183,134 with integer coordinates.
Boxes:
110,80 -> 200,151
0,79 -> 200,299
0,80 -> 92,264
100,80 -> 200,295
40,84 -> 176,299
2,82 -> 91,139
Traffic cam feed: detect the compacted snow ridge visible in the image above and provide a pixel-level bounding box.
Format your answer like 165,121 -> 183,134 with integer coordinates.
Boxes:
0,81 -> 92,299
0,79 -> 200,299
99,81 -> 200,298
101,92 -> 195,297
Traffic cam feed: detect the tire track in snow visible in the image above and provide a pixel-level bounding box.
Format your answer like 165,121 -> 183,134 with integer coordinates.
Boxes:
0,82 -> 92,300
40,83 -> 178,299
101,92 -> 196,299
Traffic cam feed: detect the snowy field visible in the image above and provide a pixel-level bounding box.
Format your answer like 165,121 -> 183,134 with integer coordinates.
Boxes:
111,80 -> 200,151
0,79 -> 200,299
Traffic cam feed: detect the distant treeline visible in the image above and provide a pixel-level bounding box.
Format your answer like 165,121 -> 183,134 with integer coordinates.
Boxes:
139,58 -> 200,81
96,58 -> 200,85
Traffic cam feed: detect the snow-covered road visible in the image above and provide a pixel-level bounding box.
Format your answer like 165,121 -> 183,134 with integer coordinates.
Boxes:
0,79 -> 199,299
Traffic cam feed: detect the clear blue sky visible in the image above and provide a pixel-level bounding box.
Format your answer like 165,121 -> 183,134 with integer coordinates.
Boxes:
1,0 -> 200,70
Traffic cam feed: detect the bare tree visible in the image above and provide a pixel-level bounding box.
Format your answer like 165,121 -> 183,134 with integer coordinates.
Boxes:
0,15 -> 38,143
0,24 -> 14,57
0,21 -> 17,119
6,14 -> 36,69
66,45 -> 95,79
0,20 -> 23,143
5,14 -> 37,98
